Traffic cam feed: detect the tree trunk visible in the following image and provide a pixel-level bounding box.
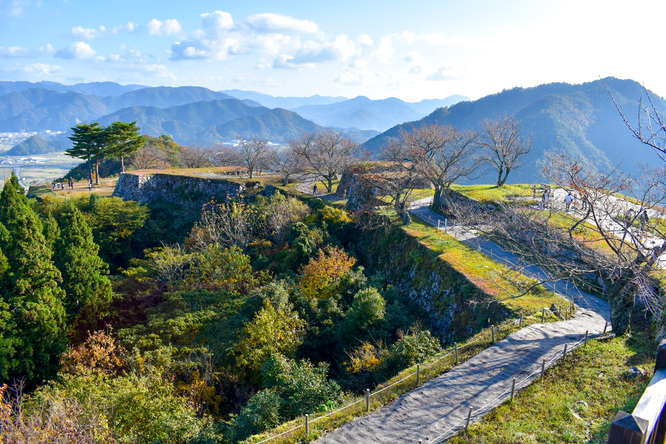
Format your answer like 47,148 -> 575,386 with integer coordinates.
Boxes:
120,156 -> 125,174
88,159 -> 94,186
395,199 -> 411,225
606,276 -> 634,334
432,186 -> 447,212
94,157 -> 100,185
496,168 -> 504,187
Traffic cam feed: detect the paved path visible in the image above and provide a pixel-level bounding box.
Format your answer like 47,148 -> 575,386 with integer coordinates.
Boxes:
316,198 -> 610,444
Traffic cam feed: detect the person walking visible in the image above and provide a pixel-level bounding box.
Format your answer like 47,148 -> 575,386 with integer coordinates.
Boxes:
313,183 -> 318,195
564,191 -> 574,212
542,189 -> 550,209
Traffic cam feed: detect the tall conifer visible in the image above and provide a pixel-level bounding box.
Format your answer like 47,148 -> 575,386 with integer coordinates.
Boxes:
0,172 -> 67,385
54,204 -> 113,330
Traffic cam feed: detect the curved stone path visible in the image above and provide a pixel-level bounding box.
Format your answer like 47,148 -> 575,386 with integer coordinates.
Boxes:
315,199 -> 610,443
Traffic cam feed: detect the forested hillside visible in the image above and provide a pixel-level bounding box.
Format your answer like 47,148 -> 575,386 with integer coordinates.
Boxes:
0,172 -> 443,443
363,77 -> 666,183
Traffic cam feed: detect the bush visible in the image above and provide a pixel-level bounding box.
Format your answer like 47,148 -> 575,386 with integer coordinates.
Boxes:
227,389 -> 282,443
261,355 -> 341,418
378,329 -> 442,379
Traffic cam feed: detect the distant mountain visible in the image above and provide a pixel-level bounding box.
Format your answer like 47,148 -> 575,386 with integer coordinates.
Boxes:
222,90 -> 347,109
407,95 -> 469,115
363,78 -> 666,183
105,86 -> 234,109
97,99 -> 269,144
293,96 -> 424,132
0,88 -> 111,131
197,108 -> 325,144
7,135 -> 69,155
0,81 -> 144,97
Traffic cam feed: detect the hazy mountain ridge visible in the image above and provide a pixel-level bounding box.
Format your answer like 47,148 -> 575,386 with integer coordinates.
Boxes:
7,135 -> 69,155
362,78 -> 665,183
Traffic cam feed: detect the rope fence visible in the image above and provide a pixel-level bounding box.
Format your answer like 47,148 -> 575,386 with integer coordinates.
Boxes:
250,310 -> 593,444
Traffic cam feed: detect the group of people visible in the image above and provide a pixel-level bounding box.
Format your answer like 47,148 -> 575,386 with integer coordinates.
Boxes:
51,177 -> 74,190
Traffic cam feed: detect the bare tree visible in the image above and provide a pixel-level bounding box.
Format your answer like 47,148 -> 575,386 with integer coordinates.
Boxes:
402,124 -> 480,211
186,200 -> 254,251
177,146 -> 215,168
605,81 -> 666,161
266,145 -> 304,186
480,116 -> 532,186
290,130 -> 358,193
376,140 -> 426,224
238,137 -> 272,178
129,144 -> 170,170
541,152 -> 666,332
211,145 -> 244,167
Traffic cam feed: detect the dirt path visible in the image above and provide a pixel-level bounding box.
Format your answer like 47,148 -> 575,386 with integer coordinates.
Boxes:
315,200 -> 610,444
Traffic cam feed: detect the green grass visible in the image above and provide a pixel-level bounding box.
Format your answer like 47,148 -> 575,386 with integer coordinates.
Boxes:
448,332 -> 655,444
404,216 -> 566,315
451,184 -> 535,203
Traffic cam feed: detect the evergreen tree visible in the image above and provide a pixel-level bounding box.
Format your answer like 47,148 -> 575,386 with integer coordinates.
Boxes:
0,172 -> 67,385
54,204 -> 113,331
103,121 -> 146,173
66,122 -> 104,185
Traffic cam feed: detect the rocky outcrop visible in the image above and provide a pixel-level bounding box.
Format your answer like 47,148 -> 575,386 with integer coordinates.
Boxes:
113,172 -> 244,208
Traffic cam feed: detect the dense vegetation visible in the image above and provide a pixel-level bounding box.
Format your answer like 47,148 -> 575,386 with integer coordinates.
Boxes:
0,171 -> 441,443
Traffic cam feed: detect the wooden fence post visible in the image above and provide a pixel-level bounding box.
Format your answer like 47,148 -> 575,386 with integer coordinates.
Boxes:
585,331 -> 588,347
604,321 -> 608,334
365,389 -> 370,412
305,414 -> 309,437
416,363 -> 420,385
465,406 -> 473,431
491,325 -> 495,344
541,359 -> 546,380
542,308 -> 546,323
511,378 -> 516,402
455,342 -> 459,366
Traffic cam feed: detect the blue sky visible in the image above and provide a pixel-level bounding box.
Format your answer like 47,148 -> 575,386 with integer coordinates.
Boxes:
1,0 -> 665,101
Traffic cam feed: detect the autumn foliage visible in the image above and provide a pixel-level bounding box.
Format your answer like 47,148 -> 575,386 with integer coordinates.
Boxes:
297,246 -> 356,299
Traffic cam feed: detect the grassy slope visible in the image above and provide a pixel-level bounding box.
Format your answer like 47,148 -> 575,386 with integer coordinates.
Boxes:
449,332 -> 654,444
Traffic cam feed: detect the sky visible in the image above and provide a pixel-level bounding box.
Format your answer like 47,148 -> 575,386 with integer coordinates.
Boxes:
1,0 -> 665,102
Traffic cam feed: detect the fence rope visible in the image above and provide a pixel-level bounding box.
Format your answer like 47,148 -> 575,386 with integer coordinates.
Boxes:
251,318 -> 528,443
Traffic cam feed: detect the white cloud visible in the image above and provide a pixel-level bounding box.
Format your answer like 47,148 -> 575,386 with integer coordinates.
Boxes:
201,11 -> 233,36
55,42 -> 96,59
70,26 -> 100,41
357,34 -> 373,46
1,63 -> 63,76
247,13 -> 318,34
0,46 -> 32,58
374,36 -> 393,64
427,66 -> 458,81
404,51 -> 422,63
147,18 -> 182,36
1,0 -> 37,17
336,68 -> 373,85
290,35 -> 356,65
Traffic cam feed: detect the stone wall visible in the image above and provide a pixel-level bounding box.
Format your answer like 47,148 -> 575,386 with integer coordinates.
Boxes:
113,172 -> 245,208
351,225 -> 511,344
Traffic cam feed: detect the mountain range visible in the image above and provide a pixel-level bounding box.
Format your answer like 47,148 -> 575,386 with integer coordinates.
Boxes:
2,78 -> 663,185
0,81 -> 466,147
363,77 -> 666,184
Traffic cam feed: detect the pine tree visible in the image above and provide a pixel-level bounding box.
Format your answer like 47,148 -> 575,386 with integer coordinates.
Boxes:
0,172 -> 68,385
54,204 -> 113,331
66,122 -> 104,185
103,121 -> 146,173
